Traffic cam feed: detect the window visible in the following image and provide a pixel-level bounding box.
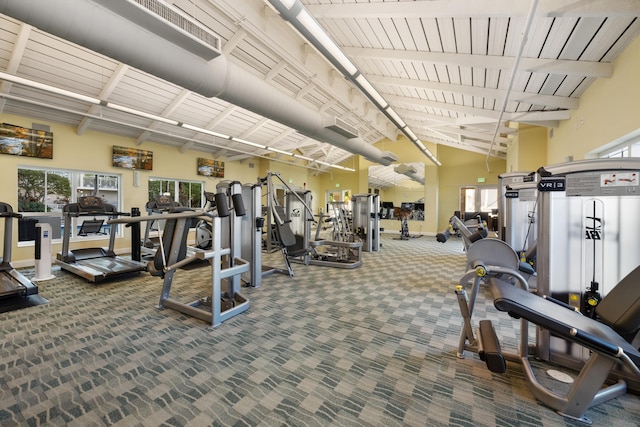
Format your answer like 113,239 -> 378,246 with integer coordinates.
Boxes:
460,186 -> 498,213
17,167 -> 121,242
597,129 -> 640,159
148,178 -> 203,209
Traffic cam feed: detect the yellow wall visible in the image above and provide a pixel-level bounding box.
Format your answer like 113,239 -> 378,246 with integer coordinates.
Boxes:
436,146 -> 506,231
506,124 -> 548,173
548,35 -> 640,163
362,137 -> 440,234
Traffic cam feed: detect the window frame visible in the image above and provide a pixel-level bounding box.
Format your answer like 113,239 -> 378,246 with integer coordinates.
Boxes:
17,166 -> 122,246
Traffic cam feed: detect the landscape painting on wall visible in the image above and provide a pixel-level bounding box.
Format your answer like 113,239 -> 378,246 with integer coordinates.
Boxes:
112,145 -> 153,170
0,123 -> 53,159
197,158 -> 224,177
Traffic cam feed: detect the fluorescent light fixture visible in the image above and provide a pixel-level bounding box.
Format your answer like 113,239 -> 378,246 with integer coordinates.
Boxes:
106,102 -> 180,125
385,107 -> 406,128
296,10 -> 358,76
0,71 -> 101,105
181,123 -> 229,139
404,128 -> 417,141
267,146 -> 293,156
231,137 -> 267,149
354,75 -> 387,109
2,71 -> 364,171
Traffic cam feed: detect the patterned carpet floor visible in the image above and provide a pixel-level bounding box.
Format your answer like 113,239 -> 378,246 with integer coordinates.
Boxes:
1,234 -> 639,426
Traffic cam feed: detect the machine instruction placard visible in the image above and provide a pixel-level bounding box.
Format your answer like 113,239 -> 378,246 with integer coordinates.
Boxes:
565,171 -> 639,196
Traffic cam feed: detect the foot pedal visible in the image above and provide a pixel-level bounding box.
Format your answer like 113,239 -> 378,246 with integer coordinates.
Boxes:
477,320 -> 506,373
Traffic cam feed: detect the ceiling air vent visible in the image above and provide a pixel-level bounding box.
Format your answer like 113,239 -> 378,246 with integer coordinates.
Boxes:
324,117 -> 358,139
381,151 -> 398,163
96,0 -> 222,60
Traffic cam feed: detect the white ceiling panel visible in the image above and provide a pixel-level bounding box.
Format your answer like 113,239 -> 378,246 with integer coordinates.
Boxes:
0,0 -> 637,170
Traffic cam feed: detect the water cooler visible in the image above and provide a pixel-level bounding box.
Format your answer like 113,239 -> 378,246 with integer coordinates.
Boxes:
33,222 -> 55,281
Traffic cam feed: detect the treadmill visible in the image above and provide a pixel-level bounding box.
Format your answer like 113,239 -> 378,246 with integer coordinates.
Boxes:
57,196 -> 147,283
0,202 -> 39,299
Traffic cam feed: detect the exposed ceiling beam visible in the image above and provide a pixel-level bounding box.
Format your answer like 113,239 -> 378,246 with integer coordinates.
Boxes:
77,63 -> 129,135
421,132 -> 507,158
370,75 -> 579,110
307,0 -> 639,19
409,121 -> 512,145
0,23 -> 31,112
1,23 -> 30,91
136,88 -> 191,144
239,117 -> 269,139
386,93 -> 570,123
344,47 -> 612,78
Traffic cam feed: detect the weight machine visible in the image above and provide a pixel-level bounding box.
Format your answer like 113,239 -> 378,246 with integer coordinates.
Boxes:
109,192 -> 250,327
259,172 -> 314,276
351,193 -> 380,252
498,172 -> 538,268
535,158 -> 640,376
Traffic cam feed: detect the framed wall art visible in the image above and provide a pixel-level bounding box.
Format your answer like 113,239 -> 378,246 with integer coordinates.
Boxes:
197,158 -> 224,177
112,145 -> 153,170
0,123 -> 53,159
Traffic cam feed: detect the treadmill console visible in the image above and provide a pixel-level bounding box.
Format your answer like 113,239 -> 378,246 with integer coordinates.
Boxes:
78,196 -> 105,212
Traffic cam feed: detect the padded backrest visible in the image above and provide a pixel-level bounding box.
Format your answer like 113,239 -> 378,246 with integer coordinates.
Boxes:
596,264 -> 640,341
273,206 -> 297,248
153,209 -> 192,272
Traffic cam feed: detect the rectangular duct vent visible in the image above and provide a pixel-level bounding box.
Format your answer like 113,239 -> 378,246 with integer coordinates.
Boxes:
324,117 -> 358,139
382,151 -> 398,163
128,0 -> 221,59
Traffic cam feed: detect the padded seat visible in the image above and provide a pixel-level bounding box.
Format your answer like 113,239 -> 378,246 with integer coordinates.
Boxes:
490,277 -> 640,368
595,266 -> 640,343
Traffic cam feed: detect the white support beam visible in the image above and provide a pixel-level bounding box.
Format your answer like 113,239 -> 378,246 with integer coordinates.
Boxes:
206,104 -> 237,129
423,133 -> 507,158
265,61 -> 288,81
386,93 -> 571,123
78,63 -> 129,135
344,47 -> 612,78
222,27 -> 247,54
136,88 -> 191,144
411,122 -> 512,146
1,23 -> 31,94
239,117 -> 269,139
370,75 -> 579,110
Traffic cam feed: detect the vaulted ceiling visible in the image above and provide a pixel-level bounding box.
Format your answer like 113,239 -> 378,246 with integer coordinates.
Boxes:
0,0 -> 638,173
